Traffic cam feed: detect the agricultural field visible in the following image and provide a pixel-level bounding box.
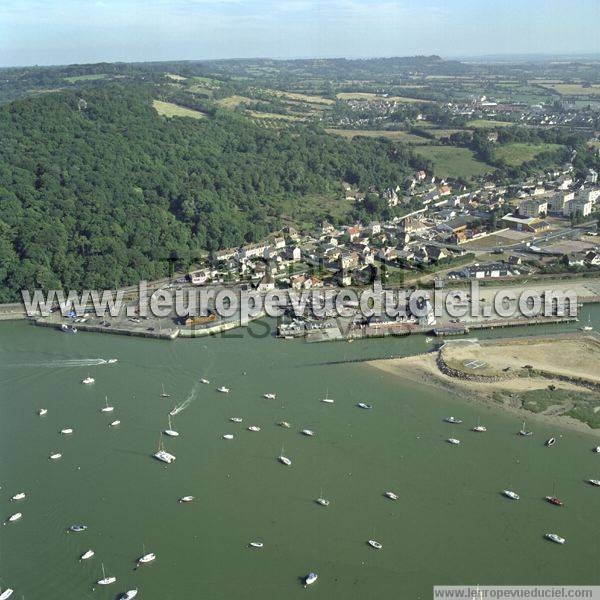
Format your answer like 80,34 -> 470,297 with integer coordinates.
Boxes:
466,119 -> 514,129
336,92 -> 432,103
272,90 -> 334,105
412,145 -> 493,179
537,83 -> 600,96
63,73 -> 109,83
215,95 -> 254,108
152,100 -> 205,119
325,128 -> 431,144
494,142 -> 564,166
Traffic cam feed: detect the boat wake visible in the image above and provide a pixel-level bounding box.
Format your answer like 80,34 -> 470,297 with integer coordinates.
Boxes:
0,358 -> 108,369
170,382 -> 200,415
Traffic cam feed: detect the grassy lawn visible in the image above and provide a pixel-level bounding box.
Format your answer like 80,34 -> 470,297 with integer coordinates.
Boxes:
215,95 -> 255,108
280,193 -> 353,231
466,119 -> 514,128
272,91 -> 334,105
412,145 -> 493,179
325,128 -> 431,144
64,74 -> 109,83
152,100 -> 205,119
494,142 -> 563,166
538,83 -> 600,96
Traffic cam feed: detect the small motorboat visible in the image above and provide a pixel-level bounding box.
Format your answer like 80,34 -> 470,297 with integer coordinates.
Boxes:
69,524 -> 88,532
82,376 -> 95,385
304,572 -> 318,587
200,378 -> 210,384
249,542 -> 264,549
316,497 -> 330,507
169,407 -> 179,417
587,479 -> 600,487
222,434 -> 234,440
593,446 -> 600,453
109,420 -> 120,427
503,490 -> 520,500
107,358 -> 118,364
80,549 -> 95,560
545,496 -> 564,506
119,591 -> 138,600
60,428 -> 73,435
230,417 -> 243,423
6,513 -> 22,523
10,492 -> 25,501
384,491 -> 398,501
179,496 -> 194,503
217,386 -> 230,393
49,452 -> 62,460
545,533 -> 565,545
0,588 -> 14,599
301,429 -> 314,436
444,417 -> 462,424
279,421 -> 291,428
38,408 -> 48,416
137,552 -> 156,565
368,539 -> 383,549
357,402 -> 372,410
447,438 -> 461,445
97,563 -> 116,585
61,323 -> 77,333
247,426 -> 261,432
545,437 -> 556,447
263,393 -> 277,399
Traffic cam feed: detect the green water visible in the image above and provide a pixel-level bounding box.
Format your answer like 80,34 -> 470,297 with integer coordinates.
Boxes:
1,311 -> 599,599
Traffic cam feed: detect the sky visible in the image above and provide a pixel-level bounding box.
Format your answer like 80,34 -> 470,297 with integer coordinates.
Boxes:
0,0 -> 599,68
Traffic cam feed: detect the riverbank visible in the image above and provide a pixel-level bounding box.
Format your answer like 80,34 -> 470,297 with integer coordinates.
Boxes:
369,332 -> 600,435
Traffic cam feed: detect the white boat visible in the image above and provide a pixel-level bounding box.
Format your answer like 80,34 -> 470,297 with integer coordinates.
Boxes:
49,452 -> 62,460
278,445 -> 292,466
101,396 -> 114,412
546,437 -> 556,447
368,539 -> 383,549
545,533 -> 565,545
472,419 -> 487,432
263,393 -> 277,399
321,390 -> 334,404
518,421 -> 532,436
247,426 -> 261,432
447,438 -> 461,445
0,589 -> 14,599
6,512 -> 22,523
425,337 -> 433,343
594,446 -> 600,453
80,549 -> 95,560
82,376 -> 95,385
503,489 -> 520,500
217,386 -> 230,393
587,479 -> 600,486
69,524 -> 87,532
316,489 -> 330,506
222,434 -> 234,440
581,315 -> 593,331
249,542 -> 264,548
304,572 -> 318,587
119,590 -> 138,600
153,435 -> 176,464
164,414 -> 179,437
10,492 -> 25,501
357,402 -> 372,410
97,563 -> 116,585
137,551 -> 156,565
60,428 -> 73,435
278,421 -> 290,428
109,420 -> 120,427
301,429 -> 314,436
230,417 -> 243,423
200,378 -> 210,385
107,358 -> 118,364
384,491 -> 398,500
179,496 -> 194,503
160,383 -> 170,398
169,406 -> 180,416
444,416 -> 462,424
61,323 -> 77,333
38,408 -> 48,416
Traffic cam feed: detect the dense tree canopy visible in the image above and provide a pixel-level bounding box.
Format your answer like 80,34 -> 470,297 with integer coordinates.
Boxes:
0,85 -> 417,300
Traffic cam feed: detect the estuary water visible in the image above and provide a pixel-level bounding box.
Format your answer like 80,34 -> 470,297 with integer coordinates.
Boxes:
0,312 -> 599,599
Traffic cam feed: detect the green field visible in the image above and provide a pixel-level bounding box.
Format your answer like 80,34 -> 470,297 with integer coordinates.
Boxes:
466,119 -> 514,129
538,83 -> 600,96
494,142 -> 563,166
280,193 -> 353,230
152,100 -> 205,119
412,145 -> 493,179
326,128 -> 430,144
64,74 -> 109,83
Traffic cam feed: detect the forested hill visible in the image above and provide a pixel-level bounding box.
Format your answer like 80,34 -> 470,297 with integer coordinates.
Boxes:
0,85 -> 417,301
